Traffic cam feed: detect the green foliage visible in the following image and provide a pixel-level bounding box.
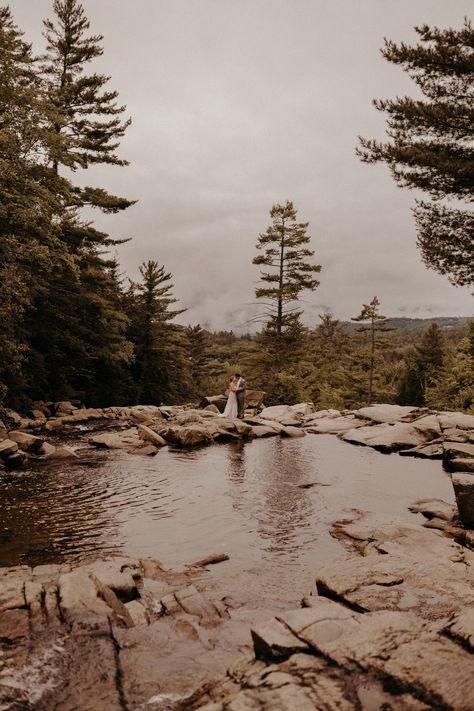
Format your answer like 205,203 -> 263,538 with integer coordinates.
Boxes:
351,297 -> 393,405
125,261 -> 191,404
358,20 -> 474,287
397,323 -> 445,407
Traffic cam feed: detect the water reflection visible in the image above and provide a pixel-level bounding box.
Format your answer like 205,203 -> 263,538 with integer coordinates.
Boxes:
225,438 -> 313,558
0,455 -> 124,567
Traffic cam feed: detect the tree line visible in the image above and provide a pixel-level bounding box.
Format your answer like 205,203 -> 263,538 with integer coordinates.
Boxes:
0,2 -> 472,412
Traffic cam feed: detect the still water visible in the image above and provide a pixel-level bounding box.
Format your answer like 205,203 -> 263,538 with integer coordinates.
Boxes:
0,434 -> 454,607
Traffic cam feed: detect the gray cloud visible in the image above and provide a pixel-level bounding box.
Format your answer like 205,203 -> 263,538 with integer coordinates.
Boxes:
10,0 -> 473,330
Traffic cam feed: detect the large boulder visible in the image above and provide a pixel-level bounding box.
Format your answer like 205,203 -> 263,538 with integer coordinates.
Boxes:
354,404 -> 419,424
259,405 -> 295,422
0,439 -> 19,459
341,422 -> 428,452
452,472 -> 474,529
306,416 -> 367,435
438,412 -> 474,431
164,425 -> 213,447
290,403 -> 314,417
7,430 -> 44,453
137,425 -> 166,447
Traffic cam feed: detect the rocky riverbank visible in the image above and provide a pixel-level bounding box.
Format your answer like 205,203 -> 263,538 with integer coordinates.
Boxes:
0,504 -> 472,710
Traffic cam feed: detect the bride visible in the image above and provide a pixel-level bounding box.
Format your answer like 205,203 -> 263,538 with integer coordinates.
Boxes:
222,376 -> 238,418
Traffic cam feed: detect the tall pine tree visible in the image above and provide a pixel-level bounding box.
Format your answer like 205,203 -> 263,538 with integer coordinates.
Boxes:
358,20 -> 474,287
351,297 -> 392,405
126,261 -> 191,405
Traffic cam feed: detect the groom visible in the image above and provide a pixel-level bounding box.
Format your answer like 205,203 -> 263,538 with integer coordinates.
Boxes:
234,372 -> 246,419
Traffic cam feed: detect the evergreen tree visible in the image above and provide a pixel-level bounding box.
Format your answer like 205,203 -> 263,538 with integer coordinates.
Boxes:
185,325 -> 213,397
351,297 -> 392,405
397,323 -> 445,406
251,201 -> 320,395
305,313 -> 350,408
23,0 -> 136,402
358,20 -> 474,286
0,6 -> 72,406
126,261 -> 191,404
253,201 -> 320,348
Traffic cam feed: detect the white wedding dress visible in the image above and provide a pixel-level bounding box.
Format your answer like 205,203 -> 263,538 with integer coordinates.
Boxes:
222,390 -> 238,418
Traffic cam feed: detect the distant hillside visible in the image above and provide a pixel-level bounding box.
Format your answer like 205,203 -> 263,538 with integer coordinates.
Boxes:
341,316 -> 472,343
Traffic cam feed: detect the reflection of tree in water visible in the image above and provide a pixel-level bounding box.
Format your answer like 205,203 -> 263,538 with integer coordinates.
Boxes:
225,438 -> 313,557
226,440 -> 247,484
0,456 -> 124,567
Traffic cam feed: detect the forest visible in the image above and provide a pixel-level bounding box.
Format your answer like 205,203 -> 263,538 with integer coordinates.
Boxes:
0,1 -> 473,414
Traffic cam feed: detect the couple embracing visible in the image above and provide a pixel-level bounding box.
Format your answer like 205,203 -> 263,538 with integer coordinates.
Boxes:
222,372 -> 246,419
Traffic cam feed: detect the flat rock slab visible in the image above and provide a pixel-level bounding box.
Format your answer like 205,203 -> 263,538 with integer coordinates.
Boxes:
319,512 -> 474,619
408,498 -> 458,522
189,596 -> 474,711
341,422 -> 428,452
354,404 -> 420,424
306,416 -> 367,434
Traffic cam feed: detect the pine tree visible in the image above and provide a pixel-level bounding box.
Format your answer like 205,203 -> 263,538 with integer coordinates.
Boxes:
397,323 -> 445,406
0,6 -> 72,406
358,20 -> 474,286
185,325 -> 213,396
351,297 -> 392,405
252,200 -> 320,381
126,261 -> 191,404
305,313 -> 350,407
25,0 -> 136,403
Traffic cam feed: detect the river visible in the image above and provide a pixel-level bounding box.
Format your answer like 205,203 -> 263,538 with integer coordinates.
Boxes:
0,432 -> 454,611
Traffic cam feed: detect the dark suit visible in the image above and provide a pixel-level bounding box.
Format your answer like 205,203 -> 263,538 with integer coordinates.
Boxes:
236,377 -> 246,418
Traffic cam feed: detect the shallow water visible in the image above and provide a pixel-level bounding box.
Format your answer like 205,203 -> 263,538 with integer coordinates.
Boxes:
0,434 -> 454,608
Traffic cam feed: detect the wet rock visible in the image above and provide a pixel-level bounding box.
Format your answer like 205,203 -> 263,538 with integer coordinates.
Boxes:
189,553 -> 230,568
165,425 -> 213,447
354,404 -> 419,424
89,432 -> 125,448
131,443 -> 159,456
203,404 -> 220,414
0,439 -> 19,458
44,418 -> 64,431
452,472 -> 474,528
7,430 -> 44,453
48,445 -> 77,459
138,424 -> 166,447
38,441 -> 56,457
5,450 -> 27,468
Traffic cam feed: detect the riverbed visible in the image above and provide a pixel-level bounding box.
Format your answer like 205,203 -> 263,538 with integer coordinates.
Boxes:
0,433 -> 455,611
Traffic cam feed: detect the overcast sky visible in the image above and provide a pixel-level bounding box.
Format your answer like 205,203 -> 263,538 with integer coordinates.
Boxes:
10,0 -> 474,331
